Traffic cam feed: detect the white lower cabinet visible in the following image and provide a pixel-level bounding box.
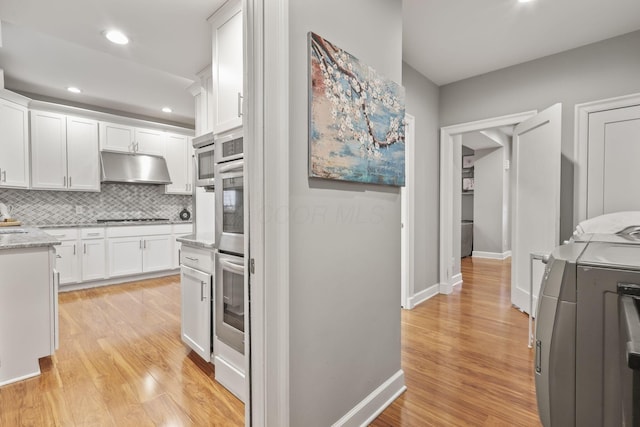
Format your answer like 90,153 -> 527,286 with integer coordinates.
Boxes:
181,264 -> 212,362
107,225 -> 173,278
81,239 -> 106,281
56,240 -> 80,284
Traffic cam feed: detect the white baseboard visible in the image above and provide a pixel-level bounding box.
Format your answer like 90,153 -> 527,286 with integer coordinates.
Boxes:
332,369 -> 406,427
440,273 -> 463,294
472,250 -> 512,260
512,286 -> 538,316
58,269 -> 179,292
407,283 -> 439,309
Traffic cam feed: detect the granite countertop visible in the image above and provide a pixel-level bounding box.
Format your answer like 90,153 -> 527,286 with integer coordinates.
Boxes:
34,220 -> 193,229
177,233 -> 216,250
0,227 -> 61,250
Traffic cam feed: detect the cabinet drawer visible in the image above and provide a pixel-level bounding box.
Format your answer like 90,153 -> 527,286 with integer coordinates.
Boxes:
107,224 -> 172,238
180,245 -> 214,274
81,228 -> 105,239
42,228 -> 78,241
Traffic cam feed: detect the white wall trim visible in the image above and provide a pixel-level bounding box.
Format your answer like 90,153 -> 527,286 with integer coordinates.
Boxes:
440,111 -> 536,295
401,114 -> 416,309
406,283 -> 440,309
574,92 -> 640,225
440,273 -> 463,295
331,370 -> 406,427
471,250 -> 512,260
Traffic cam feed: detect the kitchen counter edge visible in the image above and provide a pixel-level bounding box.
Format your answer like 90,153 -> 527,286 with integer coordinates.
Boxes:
33,220 -> 193,229
177,234 -> 216,250
0,227 -> 61,250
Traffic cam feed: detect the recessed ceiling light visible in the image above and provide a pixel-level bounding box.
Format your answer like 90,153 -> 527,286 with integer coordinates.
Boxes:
67,86 -> 82,94
105,30 -> 129,45
518,0 -> 534,3
162,107 -> 172,113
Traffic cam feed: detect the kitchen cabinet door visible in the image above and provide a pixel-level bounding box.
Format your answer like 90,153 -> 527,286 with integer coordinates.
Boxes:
55,240 -> 80,285
142,234 -> 173,272
135,128 -> 165,156
108,237 -> 143,277
100,121 -> 135,152
82,239 -> 106,281
66,116 -> 100,191
211,0 -> 243,134
0,98 -> 29,188
181,265 -> 212,362
165,133 -> 190,194
31,110 -> 67,190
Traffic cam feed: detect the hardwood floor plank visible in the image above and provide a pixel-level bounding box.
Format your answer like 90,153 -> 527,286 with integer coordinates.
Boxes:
372,257 -> 540,426
0,275 -> 244,426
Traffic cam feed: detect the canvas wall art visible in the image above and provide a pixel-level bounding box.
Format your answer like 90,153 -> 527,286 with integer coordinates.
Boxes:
308,32 -> 406,186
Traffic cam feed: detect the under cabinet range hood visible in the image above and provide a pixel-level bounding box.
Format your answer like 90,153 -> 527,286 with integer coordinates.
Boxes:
100,151 -> 172,184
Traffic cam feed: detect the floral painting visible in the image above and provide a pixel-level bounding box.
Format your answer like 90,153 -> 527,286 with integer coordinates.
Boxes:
308,32 -> 406,186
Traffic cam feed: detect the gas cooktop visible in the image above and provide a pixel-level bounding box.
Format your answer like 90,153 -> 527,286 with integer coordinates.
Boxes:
96,218 -> 170,223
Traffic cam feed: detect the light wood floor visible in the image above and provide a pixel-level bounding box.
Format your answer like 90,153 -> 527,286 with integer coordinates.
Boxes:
0,276 -> 244,426
1,258 -> 539,426
372,257 -> 540,426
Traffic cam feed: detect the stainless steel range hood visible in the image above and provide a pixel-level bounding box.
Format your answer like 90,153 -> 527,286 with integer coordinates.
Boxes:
100,151 -> 172,184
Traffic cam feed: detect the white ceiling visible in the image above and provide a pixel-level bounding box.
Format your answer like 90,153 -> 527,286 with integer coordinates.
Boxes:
403,0 -> 640,85
1,0 -> 640,127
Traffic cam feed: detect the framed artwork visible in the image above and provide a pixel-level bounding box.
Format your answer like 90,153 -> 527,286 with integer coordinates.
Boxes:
308,32 -> 406,186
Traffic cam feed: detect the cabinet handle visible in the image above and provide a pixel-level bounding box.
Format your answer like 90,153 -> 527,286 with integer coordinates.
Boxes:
139,240 -> 143,249
73,244 -> 76,255
237,92 -> 243,117
87,232 -> 100,236
83,243 -> 87,254
201,280 -> 206,301
184,256 -> 198,262
144,240 -> 147,249
63,176 -> 67,186
1,170 -> 6,183
69,176 -> 72,187
56,254 -> 62,259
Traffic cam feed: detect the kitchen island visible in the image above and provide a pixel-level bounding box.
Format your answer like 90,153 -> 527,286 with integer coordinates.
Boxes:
0,228 -> 59,386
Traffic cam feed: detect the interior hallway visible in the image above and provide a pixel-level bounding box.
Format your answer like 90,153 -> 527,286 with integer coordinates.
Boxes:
372,257 -> 540,426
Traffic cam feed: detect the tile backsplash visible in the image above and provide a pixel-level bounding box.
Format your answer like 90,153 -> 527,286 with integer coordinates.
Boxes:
0,184 -> 192,225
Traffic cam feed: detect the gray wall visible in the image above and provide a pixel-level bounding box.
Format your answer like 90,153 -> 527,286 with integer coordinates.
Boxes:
402,63 -> 440,292
440,30 -> 640,241
288,1 -> 403,425
473,147 -> 504,254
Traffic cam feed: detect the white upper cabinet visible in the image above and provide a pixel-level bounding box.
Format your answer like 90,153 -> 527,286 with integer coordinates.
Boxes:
99,121 -> 135,152
135,127 -> 165,157
165,133 -> 194,195
210,0 -> 243,134
99,121 -> 166,156
0,97 -> 29,188
31,111 -> 99,191
67,116 -> 100,191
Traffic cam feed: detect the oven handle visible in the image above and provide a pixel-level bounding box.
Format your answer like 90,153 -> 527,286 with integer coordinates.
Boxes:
217,160 -> 244,174
219,258 -> 244,274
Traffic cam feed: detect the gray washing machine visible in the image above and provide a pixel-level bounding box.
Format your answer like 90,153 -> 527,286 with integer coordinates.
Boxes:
535,231 -> 640,426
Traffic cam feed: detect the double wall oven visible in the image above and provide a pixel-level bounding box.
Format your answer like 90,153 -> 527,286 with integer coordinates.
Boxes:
214,129 -> 245,355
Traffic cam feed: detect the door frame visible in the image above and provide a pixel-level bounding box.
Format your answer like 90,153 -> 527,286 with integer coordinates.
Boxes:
439,111 -> 536,292
245,0 -> 290,425
574,92 -> 640,225
401,114 -> 415,309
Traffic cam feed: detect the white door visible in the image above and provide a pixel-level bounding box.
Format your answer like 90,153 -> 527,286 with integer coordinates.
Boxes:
135,128 -> 165,156
31,110 -> 67,190
142,234 -> 173,272
165,133 -> 189,194
511,103 -> 561,313
181,265 -> 211,362
82,239 -> 106,281
108,237 -> 143,276
66,116 -> 100,191
586,104 -> 640,217
99,121 -> 135,152
0,99 -> 29,188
